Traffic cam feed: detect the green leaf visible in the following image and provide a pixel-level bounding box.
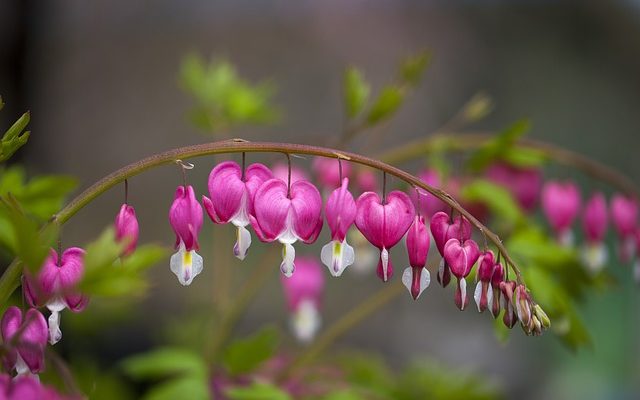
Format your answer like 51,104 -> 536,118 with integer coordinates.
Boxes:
343,67 -> 371,119
460,179 -> 524,227
466,119 -> 531,172
501,147 -> 547,168
366,86 -> 404,125
144,377 -> 210,400
320,390 -> 364,400
122,347 -> 207,380
398,51 -> 431,87
1,111 -> 30,162
225,383 -> 291,400
222,326 -> 280,375
461,92 -> 493,122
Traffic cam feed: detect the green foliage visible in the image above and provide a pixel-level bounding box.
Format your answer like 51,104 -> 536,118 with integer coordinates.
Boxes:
366,86 -> 404,125
80,228 -> 167,298
1,104 -> 30,162
225,383 -> 291,400
222,326 -> 280,376
461,179 -> 525,227
145,377 -> 210,400
466,119 -> 533,172
398,51 -> 431,87
180,53 -> 280,133
343,67 -> 370,119
461,92 -> 494,123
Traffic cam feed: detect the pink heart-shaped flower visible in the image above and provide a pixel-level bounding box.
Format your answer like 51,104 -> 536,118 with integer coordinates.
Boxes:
430,212 -> 472,255
443,238 -> 480,278
325,178 -> 357,242
541,181 -> 581,234
355,191 -> 415,249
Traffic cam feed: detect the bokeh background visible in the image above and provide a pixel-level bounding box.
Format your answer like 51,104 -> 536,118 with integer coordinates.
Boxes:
1,1 -> 640,398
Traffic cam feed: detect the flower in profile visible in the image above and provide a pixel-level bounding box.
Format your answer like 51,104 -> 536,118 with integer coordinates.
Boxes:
610,194 -> 638,261
169,185 -> 204,286
281,257 -> 325,342
402,215 -> 431,300
251,178 -> 323,277
499,280 -> 518,328
541,181 -> 581,245
581,192 -> 608,273
444,236 -> 480,311
114,204 -> 139,257
355,190 -> 415,282
490,262 -> 505,317
23,247 -> 88,345
203,161 -> 272,260
486,162 -> 541,212
321,178 -> 356,277
312,157 -> 352,189
430,211 -> 471,288
1,307 -> 48,375
473,250 -> 498,313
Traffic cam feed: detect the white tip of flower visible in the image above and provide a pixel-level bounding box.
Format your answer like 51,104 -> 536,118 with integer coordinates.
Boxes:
48,309 -> 62,345
234,225 -> 252,261
459,278 -> 467,311
401,267 -> 430,300
280,243 -> 296,278
473,281 -> 483,312
321,239 -> 355,277
581,243 -> 608,274
170,243 -> 203,286
14,354 -> 30,376
437,257 -> 445,281
291,299 -> 321,343
380,247 -> 390,282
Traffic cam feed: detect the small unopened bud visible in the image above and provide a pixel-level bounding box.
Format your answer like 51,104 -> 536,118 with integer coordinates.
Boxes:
515,285 -> 532,326
463,93 -> 493,122
533,304 -> 551,329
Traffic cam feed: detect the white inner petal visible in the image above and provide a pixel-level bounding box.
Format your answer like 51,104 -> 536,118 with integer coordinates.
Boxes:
280,243 -> 296,277
402,267 -> 431,299
234,225 -> 252,261
321,239 -> 355,277
581,243 -> 608,274
473,281 -> 483,312
278,209 -> 298,244
459,277 -> 467,311
380,247 -> 390,282
170,242 -> 203,286
291,299 -> 321,343
437,258 -> 445,282
14,354 -> 29,375
48,309 -> 62,345
231,192 -> 250,227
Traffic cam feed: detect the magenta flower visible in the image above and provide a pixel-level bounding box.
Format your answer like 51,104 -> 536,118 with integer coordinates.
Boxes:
611,194 -> 638,261
473,250 -> 499,313
430,211 -> 472,288
0,373 -> 73,400
541,181 -> 581,245
23,248 -> 88,345
281,256 -> 325,342
355,190 -> 415,282
486,163 -> 541,211
490,262 -> 505,317
1,307 -> 48,375
312,157 -> 352,189
581,192 -> 608,272
514,284 -> 532,327
444,237 -> 480,310
402,215 -> 431,300
202,161 -> 272,260
500,280 -> 518,328
114,204 -> 139,257
169,185 -> 204,286
251,178 -> 323,277
272,162 -> 309,184
321,178 -> 357,277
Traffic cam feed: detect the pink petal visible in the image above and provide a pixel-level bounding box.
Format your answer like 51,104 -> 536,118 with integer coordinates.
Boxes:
312,157 -> 352,188
476,250 -> 495,282
16,309 -> 47,373
1,306 -> 22,342
582,192 -> 608,243
205,161 -> 245,223
244,163 -> 273,215
443,238 -> 480,278
252,179 -> 291,242
115,204 -> 139,256
611,194 -> 638,238
430,212 -> 471,255
406,215 -> 429,268
355,191 -> 415,249
169,185 -> 203,251
325,178 -> 356,242
290,180 -> 323,243
541,181 -> 581,234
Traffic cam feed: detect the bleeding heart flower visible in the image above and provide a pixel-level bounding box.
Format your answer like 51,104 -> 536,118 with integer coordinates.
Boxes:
486,163 -> 541,212
473,250 -> 498,313
500,280 -> 518,328
23,247 -> 88,345
490,262 -> 505,318
402,215 -> 431,300
321,178 -> 356,277
0,373 -> 69,400
611,194 -> 638,261
281,256 -> 325,342
514,284 -> 532,327
312,157 -> 352,189
541,181 -> 581,245
444,237 -> 480,310
1,307 -> 48,375
355,190 -> 415,282
114,204 -> 139,257
251,178 -> 323,277
581,192 -> 608,273
169,185 -> 204,286
202,161 -> 272,260
430,211 -> 471,287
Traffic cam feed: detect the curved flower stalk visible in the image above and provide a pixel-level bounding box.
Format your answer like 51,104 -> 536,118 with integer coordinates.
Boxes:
114,203 -> 139,257
581,192 -> 608,273
251,178 -> 323,277
355,190 -> 415,282
23,248 -> 88,345
430,211 -> 472,288
542,181 -> 581,246
610,194 -> 638,261
321,178 -> 357,277
281,257 -> 325,342
169,185 -> 204,286
202,160 -> 272,260
1,307 -> 48,375
402,215 -> 431,300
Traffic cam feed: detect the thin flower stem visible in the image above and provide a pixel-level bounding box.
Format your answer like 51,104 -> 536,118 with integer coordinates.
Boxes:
0,139 -> 522,304
278,282 -> 405,381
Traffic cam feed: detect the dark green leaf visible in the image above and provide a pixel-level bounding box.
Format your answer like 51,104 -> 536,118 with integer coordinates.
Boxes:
398,51 -> 431,87
366,86 -> 404,125
144,377 -> 210,400
343,67 -> 370,119
501,147 -> 547,168
121,347 -> 207,380
223,326 -> 280,375
225,383 -> 291,400
460,179 -> 524,227
1,111 -> 30,162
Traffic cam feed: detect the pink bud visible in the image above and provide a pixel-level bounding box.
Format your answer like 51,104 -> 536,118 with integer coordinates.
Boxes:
541,181 -> 581,240
473,250 -> 495,313
515,284 -> 532,326
486,163 -> 541,211
582,192 -> 608,244
402,215 -> 431,300
355,191 -> 415,282
321,178 -> 357,277
169,185 -> 203,252
611,194 -> 637,238
312,157 -> 352,189
490,262 -> 505,318
500,281 -> 518,328
1,307 -> 48,374
115,204 -> 139,257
